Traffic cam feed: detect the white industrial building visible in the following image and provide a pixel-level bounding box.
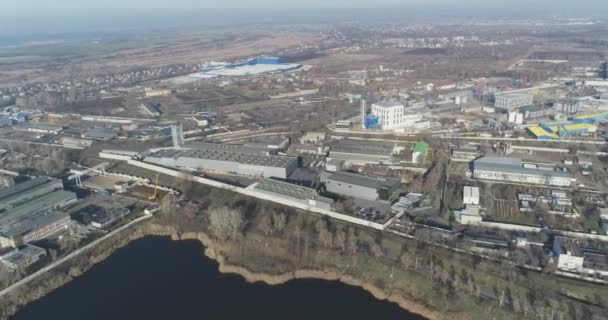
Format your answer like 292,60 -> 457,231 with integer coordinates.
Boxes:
473,156 -> 573,187
145,88 -> 171,98
507,111 -> 524,124
494,93 -> 534,110
453,205 -> 482,225
463,186 -> 480,205
371,101 -> 428,131
553,236 -> 584,271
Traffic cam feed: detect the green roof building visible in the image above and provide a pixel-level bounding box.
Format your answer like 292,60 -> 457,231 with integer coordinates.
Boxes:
412,142 -> 429,164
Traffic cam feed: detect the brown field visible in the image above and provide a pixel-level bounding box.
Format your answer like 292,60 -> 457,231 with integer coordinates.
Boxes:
0,31 -> 323,87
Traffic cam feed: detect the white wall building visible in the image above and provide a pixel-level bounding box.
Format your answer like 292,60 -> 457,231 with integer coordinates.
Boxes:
453,205 -> 482,225
507,111 -> 524,124
553,236 -> 585,271
494,93 -> 534,110
371,101 -> 426,131
473,157 -> 573,187
145,88 -> 172,98
463,186 -> 480,205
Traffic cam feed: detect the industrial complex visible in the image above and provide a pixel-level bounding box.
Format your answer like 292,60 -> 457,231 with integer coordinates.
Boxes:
0,177 -> 76,248
4,16 -> 608,319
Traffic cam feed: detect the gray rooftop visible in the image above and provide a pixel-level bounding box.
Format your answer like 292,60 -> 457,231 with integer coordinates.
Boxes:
0,177 -> 62,208
147,146 -> 297,168
187,142 -> 271,155
82,130 -> 117,140
520,104 -> 551,112
26,123 -> 63,131
142,102 -> 161,114
0,210 -> 70,238
372,101 -> 404,108
554,236 -> 583,257
496,92 -> 533,98
0,177 -> 51,202
327,171 -> 401,190
330,139 -> 395,157
454,144 -> 479,152
0,190 -> 76,226
474,156 -> 570,178
254,179 -> 333,204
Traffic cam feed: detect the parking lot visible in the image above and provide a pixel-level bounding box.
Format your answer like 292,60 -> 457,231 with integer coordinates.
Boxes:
347,198 -> 393,223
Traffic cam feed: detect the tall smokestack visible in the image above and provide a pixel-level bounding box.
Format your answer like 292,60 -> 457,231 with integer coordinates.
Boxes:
361,99 -> 366,129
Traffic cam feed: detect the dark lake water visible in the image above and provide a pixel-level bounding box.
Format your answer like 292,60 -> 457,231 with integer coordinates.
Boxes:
12,236 -> 425,320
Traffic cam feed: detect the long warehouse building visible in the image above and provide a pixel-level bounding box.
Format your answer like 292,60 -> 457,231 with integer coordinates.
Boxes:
144,146 -> 299,179
472,156 -> 573,187
0,177 -> 64,211
249,179 -> 334,211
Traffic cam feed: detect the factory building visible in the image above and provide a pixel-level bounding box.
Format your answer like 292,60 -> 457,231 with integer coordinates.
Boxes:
370,101 -> 428,131
250,179 -> 334,211
520,104 -> 555,119
453,206 -> 482,225
81,129 -> 117,142
144,144 -> 298,179
494,93 -> 534,110
572,112 -> 608,125
0,244 -> 47,271
140,101 -> 161,117
325,171 -> 401,201
145,88 -> 172,98
77,204 -> 130,229
463,186 -> 480,205
472,156 -> 573,187
553,236 -> 584,271
0,177 -> 64,211
328,139 -> 400,165
438,90 -> 471,105
507,111 -> 524,124
335,120 -> 353,130
1,210 -> 71,247
25,124 -> 64,135
451,144 -> 480,162
554,99 -> 580,114
0,177 -> 77,248
528,122 -> 597,140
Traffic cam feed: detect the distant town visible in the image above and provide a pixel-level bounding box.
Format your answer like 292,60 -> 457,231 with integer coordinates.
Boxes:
2,15 -> 608,318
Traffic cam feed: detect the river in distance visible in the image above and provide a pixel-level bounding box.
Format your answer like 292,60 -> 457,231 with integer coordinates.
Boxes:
12,236 -> 425,320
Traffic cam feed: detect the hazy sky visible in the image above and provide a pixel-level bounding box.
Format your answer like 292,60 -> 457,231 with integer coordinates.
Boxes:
3,0 -> 607,14
2,0 -> 607,40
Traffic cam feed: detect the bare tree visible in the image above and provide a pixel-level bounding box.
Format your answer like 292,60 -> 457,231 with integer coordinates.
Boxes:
333,227 -> 347,250
315,219 -> 333,247
208,206 -> 244,240
273,212 -> 287,233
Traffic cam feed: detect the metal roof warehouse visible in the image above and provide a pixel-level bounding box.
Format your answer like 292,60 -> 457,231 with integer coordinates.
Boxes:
144,145 -> 298,179
473,156 -> 573,187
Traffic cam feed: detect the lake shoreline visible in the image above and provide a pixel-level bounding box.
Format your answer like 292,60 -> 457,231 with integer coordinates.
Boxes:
1,221 -> 436,320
